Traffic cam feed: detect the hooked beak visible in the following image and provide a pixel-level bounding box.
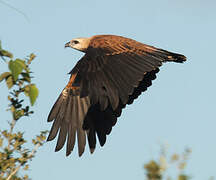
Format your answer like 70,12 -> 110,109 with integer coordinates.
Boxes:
64,42 -> 70,48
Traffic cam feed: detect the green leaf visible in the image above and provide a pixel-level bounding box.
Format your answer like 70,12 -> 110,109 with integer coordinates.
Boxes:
6,75 -> 13,89
0,49 -> 13,58
0,72 -> 11,82
9,60 -> 24,81
15,59 -> 28,72
29,84 -> 39,106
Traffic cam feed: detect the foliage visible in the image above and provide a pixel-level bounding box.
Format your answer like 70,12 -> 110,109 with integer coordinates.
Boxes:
144,146 -> 191,180
0,42 -> 48,180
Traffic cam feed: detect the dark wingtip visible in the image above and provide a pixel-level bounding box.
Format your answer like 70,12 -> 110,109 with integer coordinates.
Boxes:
66,149 -> 72,156
47,133 -> 54,142
168,53 -> 187,63
55,146 -> 61,152
55,148 -> 59,152
90,148 -> 95,154
78,151 -> 84,157
66,152 -> 71,156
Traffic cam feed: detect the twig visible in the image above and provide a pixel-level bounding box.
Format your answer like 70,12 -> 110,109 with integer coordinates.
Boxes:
28,143 -> 40,158
6,143 -> 41,180
6,164 -> 21,180
7,120 -> 16,150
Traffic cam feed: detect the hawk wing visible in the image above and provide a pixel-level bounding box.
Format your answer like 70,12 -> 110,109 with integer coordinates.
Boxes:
47,35 -> 186,156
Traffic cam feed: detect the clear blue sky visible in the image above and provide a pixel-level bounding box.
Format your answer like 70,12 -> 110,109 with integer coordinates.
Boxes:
1,0 -> 216,179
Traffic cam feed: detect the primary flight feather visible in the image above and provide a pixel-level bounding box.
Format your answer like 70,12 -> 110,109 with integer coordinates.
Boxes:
47,35 -> 186,156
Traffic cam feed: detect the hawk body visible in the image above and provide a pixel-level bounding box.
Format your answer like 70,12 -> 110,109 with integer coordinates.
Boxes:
47,35 -> 186,156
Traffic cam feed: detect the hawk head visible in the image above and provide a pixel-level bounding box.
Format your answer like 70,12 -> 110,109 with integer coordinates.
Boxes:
65,37 -> 91,52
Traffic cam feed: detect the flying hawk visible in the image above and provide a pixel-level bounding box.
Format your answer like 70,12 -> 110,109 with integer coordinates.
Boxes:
47,35 -> 186,156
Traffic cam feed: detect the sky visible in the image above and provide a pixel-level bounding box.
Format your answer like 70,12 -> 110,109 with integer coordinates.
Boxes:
1,0 -> 216,179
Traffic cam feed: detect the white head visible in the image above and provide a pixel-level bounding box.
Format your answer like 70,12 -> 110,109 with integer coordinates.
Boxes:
65,37 -> 91,52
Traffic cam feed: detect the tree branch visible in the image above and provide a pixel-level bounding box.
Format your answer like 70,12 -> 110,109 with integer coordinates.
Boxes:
6,143 -> 40,180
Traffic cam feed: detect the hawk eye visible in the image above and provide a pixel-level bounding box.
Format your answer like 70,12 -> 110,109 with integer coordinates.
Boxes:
73,40 -> 79,44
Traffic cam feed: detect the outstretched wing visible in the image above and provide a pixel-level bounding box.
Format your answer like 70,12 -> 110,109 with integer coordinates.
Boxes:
71,35 -> 186,110
47,35 -> 186,156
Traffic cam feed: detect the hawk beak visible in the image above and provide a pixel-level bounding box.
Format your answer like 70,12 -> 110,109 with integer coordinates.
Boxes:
65,42 -> 70,48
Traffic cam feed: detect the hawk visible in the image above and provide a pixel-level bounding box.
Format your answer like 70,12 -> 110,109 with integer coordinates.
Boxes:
47,35 -> 186,156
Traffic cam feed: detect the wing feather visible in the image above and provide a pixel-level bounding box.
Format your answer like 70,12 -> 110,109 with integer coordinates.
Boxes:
47,94 -> 64,122
47,90 -> 68,141
76,96 -> 86,156
55,119 -> 68,151
87,128 -> 96,153
103,62 -> 129,103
